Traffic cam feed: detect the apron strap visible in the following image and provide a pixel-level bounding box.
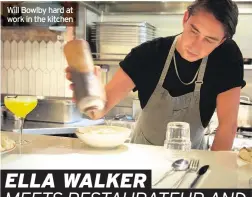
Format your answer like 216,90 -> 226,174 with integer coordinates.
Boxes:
194,56 -> 208,92
158,35 -> 208,93
158,36 -> 178,86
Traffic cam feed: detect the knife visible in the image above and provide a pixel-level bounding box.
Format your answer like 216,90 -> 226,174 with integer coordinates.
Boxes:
189,165 -> 209,188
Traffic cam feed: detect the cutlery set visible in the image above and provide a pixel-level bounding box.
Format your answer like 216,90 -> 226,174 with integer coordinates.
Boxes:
153,158 -> 209,188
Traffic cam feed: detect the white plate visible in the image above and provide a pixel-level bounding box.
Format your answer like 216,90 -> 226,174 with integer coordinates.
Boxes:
1,144 -> 16,155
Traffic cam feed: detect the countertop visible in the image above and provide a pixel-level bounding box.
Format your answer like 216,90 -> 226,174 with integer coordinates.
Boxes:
1,132 -> 252,188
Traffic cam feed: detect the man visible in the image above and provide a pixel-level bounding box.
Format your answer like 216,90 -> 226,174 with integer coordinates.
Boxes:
66,0 -> 246,151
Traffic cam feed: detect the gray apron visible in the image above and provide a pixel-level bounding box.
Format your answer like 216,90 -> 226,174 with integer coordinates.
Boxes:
131,36 -> 208,150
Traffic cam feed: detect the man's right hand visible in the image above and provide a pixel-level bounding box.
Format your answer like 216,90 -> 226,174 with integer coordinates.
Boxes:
65,66 -> 135,120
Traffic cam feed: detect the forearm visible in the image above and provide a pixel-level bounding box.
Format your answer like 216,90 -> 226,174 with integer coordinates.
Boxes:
92,84 -> 131,119
211,123 -> 237,151
87,68 -> 134,120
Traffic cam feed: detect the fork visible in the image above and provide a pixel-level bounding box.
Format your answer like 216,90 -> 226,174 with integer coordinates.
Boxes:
171,159 -> 199,188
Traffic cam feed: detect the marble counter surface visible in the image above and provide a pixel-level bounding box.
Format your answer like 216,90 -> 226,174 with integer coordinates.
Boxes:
1,132 -> 252,189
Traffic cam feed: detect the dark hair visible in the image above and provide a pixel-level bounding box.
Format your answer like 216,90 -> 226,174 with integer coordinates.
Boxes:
187,0 -> 239,39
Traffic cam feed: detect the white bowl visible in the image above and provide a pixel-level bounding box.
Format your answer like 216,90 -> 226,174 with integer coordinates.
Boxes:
75,125 -> 131,148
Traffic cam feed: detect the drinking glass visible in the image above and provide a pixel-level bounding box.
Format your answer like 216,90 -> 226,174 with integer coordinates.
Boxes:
4,96 -> 38,145
164,122 -> 191,151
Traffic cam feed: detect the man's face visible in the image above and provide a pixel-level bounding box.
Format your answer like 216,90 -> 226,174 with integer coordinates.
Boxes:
179,9 -> 226,62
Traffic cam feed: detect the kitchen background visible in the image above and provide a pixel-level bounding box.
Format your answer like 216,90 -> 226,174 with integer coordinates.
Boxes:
1,1 -> 252,148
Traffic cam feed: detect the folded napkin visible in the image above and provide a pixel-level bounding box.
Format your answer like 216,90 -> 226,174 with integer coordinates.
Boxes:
238,147 -> 252,163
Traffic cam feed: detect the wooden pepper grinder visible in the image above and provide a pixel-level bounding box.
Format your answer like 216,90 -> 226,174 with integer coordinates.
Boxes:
63,39 -> 106,113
